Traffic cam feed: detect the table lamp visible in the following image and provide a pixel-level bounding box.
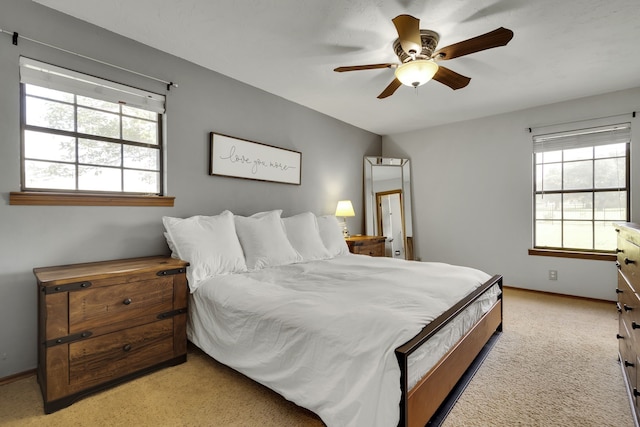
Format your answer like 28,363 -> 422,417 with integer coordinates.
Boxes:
335,200 -> 355,237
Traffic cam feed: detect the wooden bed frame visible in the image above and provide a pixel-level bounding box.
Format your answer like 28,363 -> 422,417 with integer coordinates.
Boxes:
395,274 -> 503,427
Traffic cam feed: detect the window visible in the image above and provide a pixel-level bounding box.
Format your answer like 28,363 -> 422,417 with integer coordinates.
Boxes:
532,122 -> 630,254
18,57 -> 166,199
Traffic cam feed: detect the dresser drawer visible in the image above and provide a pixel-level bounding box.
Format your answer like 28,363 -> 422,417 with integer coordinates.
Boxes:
69,277 -> 174,333
351,242 -> 385,256
619,274 -> 640,345
618,237 -> 640,292
346,236 -> 386,257
69,319 -> 175,387
621,333 -> 637,391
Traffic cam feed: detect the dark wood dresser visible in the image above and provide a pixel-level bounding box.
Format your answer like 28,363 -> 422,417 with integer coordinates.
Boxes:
616,223 -> 640,424
345,235 -> 386,257
34,256 -> 189,413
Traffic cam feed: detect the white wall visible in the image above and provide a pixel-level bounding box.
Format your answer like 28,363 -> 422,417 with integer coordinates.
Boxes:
0,0 -> 381,378
383,87 -> 640,301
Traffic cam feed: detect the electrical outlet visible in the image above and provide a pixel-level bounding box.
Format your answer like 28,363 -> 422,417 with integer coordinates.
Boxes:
549,270 -> 558,281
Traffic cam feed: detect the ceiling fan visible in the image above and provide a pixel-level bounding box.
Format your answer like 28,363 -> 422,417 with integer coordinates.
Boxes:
334,14 -> 514,99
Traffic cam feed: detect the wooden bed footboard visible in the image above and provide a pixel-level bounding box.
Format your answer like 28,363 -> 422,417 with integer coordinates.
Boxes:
395,274 -> 503,427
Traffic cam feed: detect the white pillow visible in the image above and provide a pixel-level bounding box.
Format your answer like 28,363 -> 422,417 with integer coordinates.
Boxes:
234,210 -> 302,270
316,215 -> 349,257
162,210 -> 247,292
282,212 -> 332,262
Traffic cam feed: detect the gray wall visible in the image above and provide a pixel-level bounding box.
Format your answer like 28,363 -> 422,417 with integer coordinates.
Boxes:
383,87 -> 640,301
0,0 -> 381,377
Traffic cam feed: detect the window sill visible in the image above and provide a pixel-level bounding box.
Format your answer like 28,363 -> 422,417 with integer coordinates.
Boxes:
528,248 -> 615,262
9,192 -> 175,207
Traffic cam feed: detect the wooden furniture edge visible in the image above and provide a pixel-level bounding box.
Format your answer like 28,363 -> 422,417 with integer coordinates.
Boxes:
33,255 -> 189,285
395,274 -> 503,427
528,248 -> 615,261
10,192 -> 175,207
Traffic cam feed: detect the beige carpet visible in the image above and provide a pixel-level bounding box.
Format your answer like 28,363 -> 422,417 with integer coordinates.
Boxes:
0,288 -> 634,426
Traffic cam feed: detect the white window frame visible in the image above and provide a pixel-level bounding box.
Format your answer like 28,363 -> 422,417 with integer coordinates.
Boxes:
18,57 -> 167,197
531,121 -> 631,256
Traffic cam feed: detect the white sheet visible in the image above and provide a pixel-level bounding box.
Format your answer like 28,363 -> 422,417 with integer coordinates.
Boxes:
188,254 -> 492,427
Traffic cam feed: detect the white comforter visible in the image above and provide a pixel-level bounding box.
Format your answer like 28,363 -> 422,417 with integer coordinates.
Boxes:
188,254 -> 491,427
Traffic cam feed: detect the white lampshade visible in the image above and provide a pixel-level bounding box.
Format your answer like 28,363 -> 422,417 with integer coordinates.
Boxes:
335,200 -> 355,217
394,60 -> 439,88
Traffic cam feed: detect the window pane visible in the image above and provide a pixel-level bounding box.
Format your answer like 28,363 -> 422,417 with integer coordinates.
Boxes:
122,116 -> 157,144
536,220 -> 561,247
122,105 -> 156,120
25,84 -> 74,103
539,150 -> 562,164
563,221 -> 593,250
595,143 -> 625,159
563,160 -> 592,190
78,139 -> 122,167
594,157 -> 625,188
594,191 -> 626,220
124,170 -> 159,193
536,194 -> 561,220
540,163 -> 562,191
77,96 -> 120,113
24,131 -> 75,162
26,97 -> 74,131
123,145 -> 159,170
563,146 -> 592,161
78,166 -> 121,191
25,160 -> 75,189
594,221 -> 617,251
563,193 -> 592,220
77,107 -> 120,138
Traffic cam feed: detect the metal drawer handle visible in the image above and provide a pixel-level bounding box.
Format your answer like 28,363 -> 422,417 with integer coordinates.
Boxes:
617,334 -> 625,339
624,304 -> 633,312
635,389 -> 640,397
123,298 -> 132,305
123,344 -> 132,352
625,360 -> 635,368
632,321 -> 640,330
616,288 -> 623,294
625,257 -> 636,265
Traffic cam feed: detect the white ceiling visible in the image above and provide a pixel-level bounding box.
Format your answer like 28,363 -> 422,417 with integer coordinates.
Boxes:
34,0 -> 640,136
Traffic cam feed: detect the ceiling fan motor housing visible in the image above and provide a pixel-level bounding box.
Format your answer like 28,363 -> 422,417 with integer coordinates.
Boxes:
393,29 -> 440,62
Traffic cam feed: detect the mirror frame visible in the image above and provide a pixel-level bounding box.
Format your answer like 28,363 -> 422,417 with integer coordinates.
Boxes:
364,157 -> 413,260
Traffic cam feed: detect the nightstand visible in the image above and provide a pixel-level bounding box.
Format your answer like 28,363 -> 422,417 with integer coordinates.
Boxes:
34,256 -> 189,413
345,235 -> 386,257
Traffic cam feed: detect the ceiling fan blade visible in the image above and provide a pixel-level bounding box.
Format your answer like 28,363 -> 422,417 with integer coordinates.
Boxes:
432,66 -> 471,90
433,27 -> 514,60
377,78 -> 403,99
392,14 -> 422,55
334,63 -> 396,72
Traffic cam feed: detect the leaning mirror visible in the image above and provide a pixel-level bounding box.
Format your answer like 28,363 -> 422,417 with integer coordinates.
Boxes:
364,157 -> 413,260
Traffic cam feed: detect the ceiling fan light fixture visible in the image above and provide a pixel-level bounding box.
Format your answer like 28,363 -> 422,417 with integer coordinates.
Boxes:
394,60 -> 439,88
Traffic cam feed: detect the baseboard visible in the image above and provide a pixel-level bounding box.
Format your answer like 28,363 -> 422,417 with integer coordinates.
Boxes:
503,285 -> 615,304
0,368 -> 36,386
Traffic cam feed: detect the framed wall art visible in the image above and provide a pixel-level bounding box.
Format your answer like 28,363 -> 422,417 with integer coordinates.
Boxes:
209,133 -> 302,185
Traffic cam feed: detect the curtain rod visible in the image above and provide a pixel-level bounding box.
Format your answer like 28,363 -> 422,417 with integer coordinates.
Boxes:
527,111 -> 636,133
0,28 -> 177,90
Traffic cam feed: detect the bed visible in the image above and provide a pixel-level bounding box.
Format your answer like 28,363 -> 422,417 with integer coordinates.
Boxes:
162,209 -> 503,427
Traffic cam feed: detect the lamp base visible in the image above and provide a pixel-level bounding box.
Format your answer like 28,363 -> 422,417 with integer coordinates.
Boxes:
339,219 -> 350,238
